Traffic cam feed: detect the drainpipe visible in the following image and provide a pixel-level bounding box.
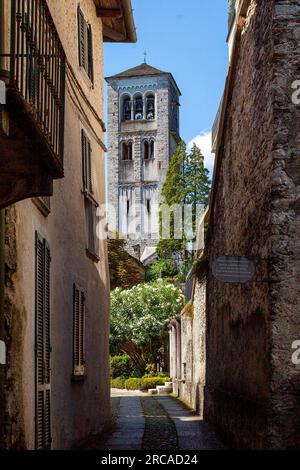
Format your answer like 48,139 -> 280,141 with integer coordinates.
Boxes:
0,0 -> 6,451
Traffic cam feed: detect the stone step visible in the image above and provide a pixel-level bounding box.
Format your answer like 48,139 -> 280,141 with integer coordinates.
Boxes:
164,382 -> 172,387
156,385 -> 172,396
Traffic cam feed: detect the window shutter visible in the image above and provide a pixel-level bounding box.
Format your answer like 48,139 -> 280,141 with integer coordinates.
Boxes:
35,233 -> 51,450
87,24 -> 94,83
87,139 -> 92,193
78,7 -> 86,68
81,129 -> 92,193
73,285 -> 85,376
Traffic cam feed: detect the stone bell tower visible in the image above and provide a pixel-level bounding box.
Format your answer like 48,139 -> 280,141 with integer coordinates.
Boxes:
106,62 -> 181,263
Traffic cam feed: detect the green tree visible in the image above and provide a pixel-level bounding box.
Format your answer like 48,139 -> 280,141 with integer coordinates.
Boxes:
184,143 -> 211,209
110,281 -> 185,372
161,141 -> 187,205
157,142 -> 211,259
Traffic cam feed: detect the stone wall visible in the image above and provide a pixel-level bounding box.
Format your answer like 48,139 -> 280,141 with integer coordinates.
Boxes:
206,0 -> 300,449
179,278 -> 206,415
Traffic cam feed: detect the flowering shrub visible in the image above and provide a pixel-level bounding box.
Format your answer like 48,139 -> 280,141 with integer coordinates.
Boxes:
110,280 -> 185,371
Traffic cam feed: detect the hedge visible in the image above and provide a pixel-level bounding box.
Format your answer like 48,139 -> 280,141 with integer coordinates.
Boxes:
110,355 -> 135,379
139,377 -> 170,391
111,376 -> 127,389
124,377 -> 170,391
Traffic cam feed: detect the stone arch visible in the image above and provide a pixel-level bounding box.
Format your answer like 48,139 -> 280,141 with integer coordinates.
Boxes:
145,91 -> 155,120
133,92 -> 144,120
120,93 -> 132,122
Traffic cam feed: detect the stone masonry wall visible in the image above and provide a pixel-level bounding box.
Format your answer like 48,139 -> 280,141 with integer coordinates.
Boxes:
268,0 -> 300,449
207,0 -> 300,449
206,0 -> 274,449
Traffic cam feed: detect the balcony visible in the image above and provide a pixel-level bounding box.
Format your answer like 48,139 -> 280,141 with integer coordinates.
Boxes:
119,160 -> 134,183
0,0 -> 66,209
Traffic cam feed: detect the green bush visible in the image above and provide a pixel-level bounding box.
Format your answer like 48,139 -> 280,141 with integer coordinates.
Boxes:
156,371 -> 170,378
110,355 -> 135,379
146,259 -> 178,281
140,377 -> 170,391
125,378 -> 143,390
111,376 -> 127,389
143,365 -> 170,378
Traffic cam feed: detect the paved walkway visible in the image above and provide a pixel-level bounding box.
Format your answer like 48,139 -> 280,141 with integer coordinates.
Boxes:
156,396 -> 224,450
101,389 -> 224,451
103,390 -> 145,450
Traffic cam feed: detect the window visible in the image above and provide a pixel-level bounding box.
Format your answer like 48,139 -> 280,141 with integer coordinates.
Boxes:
81,129 -> 99,260
146,94 -> 155,120
150,140 -> 154,159
73,284 -> 85,378
127,199 -> 130,215
143,139 -> 155,160
146,198 -> 151,214
122,96 -> 132,121
122,141 -> 133,161
134,94 -> 143,120
78,6 -> 94,83
35,232 -> 51,450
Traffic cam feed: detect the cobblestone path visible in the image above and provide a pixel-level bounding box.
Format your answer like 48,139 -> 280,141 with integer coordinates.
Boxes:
99,389 -> 224,451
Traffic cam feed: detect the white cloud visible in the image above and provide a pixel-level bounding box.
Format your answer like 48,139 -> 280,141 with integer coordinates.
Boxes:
187,130 -> 215,175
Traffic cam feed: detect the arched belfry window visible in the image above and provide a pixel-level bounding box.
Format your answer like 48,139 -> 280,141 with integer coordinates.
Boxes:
143,139 -> 155,160
122,96 -> 132,121
134,94 -> 143,120
122,141 -> 133,161
146,94 -> 155,120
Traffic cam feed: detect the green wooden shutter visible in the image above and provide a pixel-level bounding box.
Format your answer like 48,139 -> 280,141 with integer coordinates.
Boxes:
35,233 -> 51,450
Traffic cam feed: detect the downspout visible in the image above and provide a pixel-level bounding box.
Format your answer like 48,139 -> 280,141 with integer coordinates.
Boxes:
0,0 -> 6,450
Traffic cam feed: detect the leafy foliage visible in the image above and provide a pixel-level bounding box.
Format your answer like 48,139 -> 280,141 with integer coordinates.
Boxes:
123,377 -> 170,391
157,142 -> 211,261
139,377 -> 170,391
110,355 -> 135,379
124,378 -> 143,390
108,236 -> 145,290
111,376 -> 127,389
146,259 -> 178,281
110,281 -> 185,371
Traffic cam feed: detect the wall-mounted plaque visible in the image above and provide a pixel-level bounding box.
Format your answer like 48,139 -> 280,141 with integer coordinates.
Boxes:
212,256 -> 256,284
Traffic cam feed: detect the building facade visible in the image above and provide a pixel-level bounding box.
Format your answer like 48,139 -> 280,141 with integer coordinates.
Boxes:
169,0 -> 300,450
206,0 -> 300,449
106,63 -> 181,262
0,0 -> 136,450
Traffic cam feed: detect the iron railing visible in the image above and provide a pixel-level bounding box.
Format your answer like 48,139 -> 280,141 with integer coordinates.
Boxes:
9,0 -> 66,161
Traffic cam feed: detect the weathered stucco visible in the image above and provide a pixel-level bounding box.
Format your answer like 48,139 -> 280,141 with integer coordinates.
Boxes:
3,0 -> 111,449
206,0 -> 300,449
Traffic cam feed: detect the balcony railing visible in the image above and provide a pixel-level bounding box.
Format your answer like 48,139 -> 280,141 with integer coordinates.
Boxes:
9,0 -> 66,162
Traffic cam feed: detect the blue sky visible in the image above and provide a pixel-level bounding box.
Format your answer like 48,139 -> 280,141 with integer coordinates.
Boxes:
103,0 -> 229,172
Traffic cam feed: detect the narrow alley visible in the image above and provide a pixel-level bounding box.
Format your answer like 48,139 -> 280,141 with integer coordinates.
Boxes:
99,390 -> 224,451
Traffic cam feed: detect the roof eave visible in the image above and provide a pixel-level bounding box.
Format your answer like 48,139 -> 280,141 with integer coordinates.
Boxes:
94,0 -> 137,44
